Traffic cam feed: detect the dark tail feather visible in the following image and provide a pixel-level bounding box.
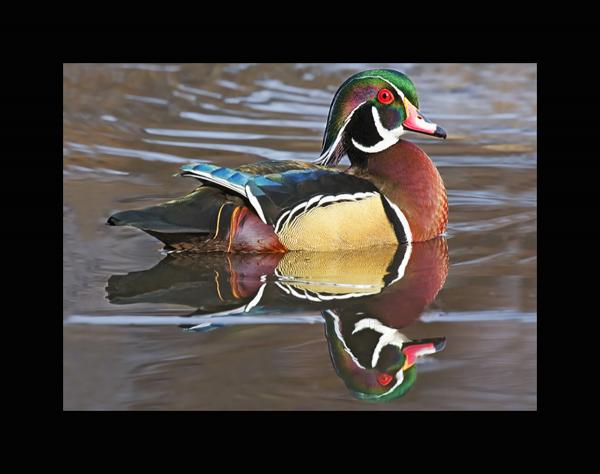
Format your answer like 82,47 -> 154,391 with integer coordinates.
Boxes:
106,207 -> 208,234
107,209 -> 159,228
107,187 -> 244,249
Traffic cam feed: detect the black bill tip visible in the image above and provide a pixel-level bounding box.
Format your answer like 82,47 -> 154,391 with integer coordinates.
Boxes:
434,126 -> 447,139
434,337 -> 447,352
107,215 -> 119,226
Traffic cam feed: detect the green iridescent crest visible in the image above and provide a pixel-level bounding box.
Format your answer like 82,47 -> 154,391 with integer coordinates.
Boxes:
351,69 -> 419,107
319,69 -> 420,163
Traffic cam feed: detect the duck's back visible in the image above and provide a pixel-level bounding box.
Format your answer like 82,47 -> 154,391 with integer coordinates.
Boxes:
107,159 -> 408,252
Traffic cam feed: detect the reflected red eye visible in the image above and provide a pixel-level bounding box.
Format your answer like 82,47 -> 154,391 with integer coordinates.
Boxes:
377,88 -> 394,105
377,373 -> 393,386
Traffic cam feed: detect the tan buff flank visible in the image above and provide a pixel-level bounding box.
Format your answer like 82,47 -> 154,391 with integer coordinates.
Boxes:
276,195 -> 398,251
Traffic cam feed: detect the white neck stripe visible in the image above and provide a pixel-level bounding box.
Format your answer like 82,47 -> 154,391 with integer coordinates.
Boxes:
352,317 -> 411,397
351,106 -> 405,153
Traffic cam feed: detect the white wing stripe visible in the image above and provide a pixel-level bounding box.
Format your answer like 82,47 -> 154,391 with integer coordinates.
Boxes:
182,169 -> 246,196
245,185 -> 268,225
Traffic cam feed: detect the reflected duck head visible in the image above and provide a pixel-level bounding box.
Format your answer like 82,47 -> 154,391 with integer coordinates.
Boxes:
323,309 -> 446,402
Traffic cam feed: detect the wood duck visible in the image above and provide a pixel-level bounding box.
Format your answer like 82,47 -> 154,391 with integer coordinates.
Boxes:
107,69 -> 448,252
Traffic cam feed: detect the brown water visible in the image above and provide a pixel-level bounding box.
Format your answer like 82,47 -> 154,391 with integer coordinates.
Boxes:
63,63 -> 537,410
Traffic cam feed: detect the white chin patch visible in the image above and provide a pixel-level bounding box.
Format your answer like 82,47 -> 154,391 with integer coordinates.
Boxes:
351,106 -> 405,154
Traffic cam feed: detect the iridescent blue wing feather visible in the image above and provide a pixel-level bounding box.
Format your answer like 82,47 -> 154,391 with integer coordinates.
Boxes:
180,163 -> 251,195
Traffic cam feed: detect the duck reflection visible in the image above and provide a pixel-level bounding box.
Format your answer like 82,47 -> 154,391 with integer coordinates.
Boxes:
106,238 -> 448,401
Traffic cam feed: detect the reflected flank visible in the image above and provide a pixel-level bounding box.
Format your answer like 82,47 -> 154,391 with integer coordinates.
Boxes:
106,238 -> 448,401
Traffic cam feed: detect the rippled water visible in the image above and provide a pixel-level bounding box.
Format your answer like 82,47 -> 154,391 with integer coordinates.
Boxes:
63,63 -> 537,410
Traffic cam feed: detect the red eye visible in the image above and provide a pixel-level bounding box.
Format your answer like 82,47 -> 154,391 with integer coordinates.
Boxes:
377,88 -> 394,105
377,373 -> 393,386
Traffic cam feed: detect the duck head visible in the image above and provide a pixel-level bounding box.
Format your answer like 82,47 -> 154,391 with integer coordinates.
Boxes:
316,69 -> 446,166
323,309 -> 446,402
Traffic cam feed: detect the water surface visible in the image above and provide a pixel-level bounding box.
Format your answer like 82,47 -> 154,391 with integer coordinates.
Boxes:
63,63 -> 536,410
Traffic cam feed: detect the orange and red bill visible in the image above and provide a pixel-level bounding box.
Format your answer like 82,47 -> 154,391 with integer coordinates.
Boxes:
402,98 -> 447,139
